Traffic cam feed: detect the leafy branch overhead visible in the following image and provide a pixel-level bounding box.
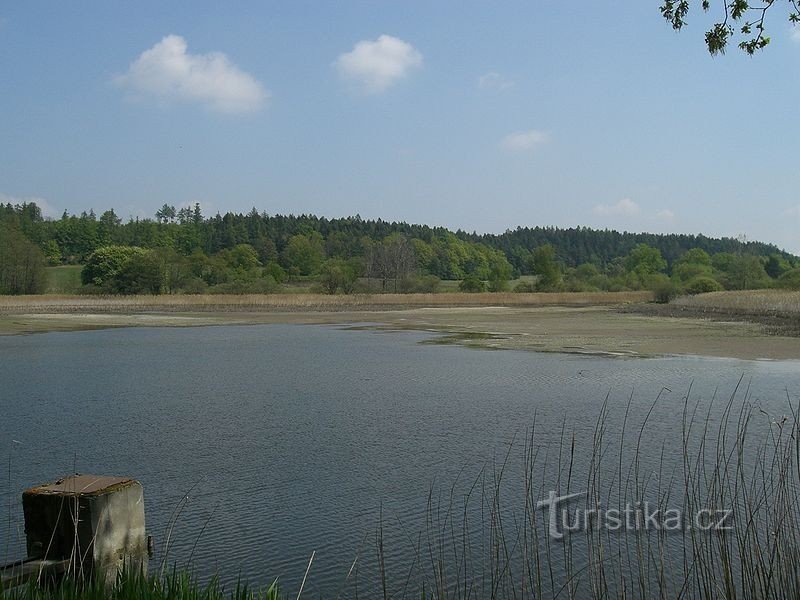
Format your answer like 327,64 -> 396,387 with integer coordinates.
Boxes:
660,0 -> 800,54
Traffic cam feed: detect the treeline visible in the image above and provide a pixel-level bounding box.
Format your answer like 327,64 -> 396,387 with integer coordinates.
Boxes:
0,201 -> 797,296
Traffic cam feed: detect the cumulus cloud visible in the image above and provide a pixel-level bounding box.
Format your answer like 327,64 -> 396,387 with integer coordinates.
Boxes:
656,208 -> 675,220
334,35 -> 422,93
593,198 -> 641,217
115,35 -> 268,113
0,192 -> 58,218
500,130 -> 548,151
477,72 -> 514,91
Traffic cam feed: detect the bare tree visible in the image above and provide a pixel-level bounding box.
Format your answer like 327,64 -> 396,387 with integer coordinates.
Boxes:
364,234 -> 416,292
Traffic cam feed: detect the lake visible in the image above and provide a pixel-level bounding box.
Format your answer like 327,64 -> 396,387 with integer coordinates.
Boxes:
1,324 -> 798,597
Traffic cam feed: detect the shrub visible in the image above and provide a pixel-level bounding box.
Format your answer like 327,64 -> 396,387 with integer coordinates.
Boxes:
264,262 -> 287,284
180,277 -> 209,295
777,268 -> 800,290
684,275 -> 724,295
487,277 -> 510,292
459,275 -> 486,293
113,251 -> 165,294
81,246 -> 148,287
319,259 -> 358,294
414,274 -> 441,293
648,274 -> 680,303
513,281 -> 536,293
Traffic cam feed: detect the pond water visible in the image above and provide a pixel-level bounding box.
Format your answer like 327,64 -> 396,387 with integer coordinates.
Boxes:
1,324 -> 798,596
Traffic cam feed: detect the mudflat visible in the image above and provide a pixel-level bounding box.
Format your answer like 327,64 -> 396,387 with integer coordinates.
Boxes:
1,293 -> 798,360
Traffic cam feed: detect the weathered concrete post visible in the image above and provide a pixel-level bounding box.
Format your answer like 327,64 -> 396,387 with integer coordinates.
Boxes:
21,474 -> 148,584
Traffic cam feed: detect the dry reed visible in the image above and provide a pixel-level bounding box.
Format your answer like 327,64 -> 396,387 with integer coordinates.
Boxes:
0,292 -> 652,315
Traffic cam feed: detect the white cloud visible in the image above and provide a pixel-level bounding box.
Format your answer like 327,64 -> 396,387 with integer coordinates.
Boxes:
500,130 -> 549,151
0,192 -> 58,218
656,208 -> 675,220
115,35 -> 268,113
593,198 -> 641,217
334,35 -> 422,93
478,72 -> 514,91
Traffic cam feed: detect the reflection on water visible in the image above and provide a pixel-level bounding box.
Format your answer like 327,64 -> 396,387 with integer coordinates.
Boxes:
0,324 -> 798,596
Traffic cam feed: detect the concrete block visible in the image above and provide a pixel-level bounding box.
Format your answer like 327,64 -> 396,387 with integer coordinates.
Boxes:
22,474 -> 147,582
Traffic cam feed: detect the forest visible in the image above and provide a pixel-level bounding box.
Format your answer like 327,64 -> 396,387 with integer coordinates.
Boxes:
0,201 -> 797,297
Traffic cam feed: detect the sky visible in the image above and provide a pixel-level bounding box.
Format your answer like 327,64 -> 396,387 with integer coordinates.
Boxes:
1,1 -> 799,252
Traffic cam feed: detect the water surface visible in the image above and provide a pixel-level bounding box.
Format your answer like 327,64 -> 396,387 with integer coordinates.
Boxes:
1,324 -> 797,596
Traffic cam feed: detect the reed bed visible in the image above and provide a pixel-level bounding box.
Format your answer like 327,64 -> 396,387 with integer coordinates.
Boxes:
0,292 -> 652,315
672,290 -> 800,317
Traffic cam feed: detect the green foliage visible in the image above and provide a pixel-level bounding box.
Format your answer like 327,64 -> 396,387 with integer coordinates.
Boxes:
113,251 -> 164,294
711,252 -> 736,273
226,244 -> 261,271
625,244 -> 666,283
720,255 -> 771,290
413,274 -> 441,293
684,275 -> 724,295
459,275 -> 486,293
319,258 -> 359,294
41,240 -> 62,265
82,246 -> 149,287
487,249 -> 513,291
0,223 -> 47,294
649,273 -> 680,303
264,262 -> 287,283
282,233 -> 324,276
673,248 -> 713,283
0,202 -> 796,296
660,0 -> 781,55
765,253 -> 792,279
513,280 -> 537,293
487,277 -> 510,292
777,268 -> 800,290
530,244 -> 562,291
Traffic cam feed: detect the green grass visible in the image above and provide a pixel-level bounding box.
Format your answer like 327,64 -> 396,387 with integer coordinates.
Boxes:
1,571 -> 282,600
44,267 -> 82,294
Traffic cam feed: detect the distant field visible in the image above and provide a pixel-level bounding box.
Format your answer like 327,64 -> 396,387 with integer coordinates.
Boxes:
0,290 -> 652,314
44,265 -> 82,294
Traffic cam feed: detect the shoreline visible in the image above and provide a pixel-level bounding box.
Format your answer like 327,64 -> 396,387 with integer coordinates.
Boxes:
2,293 -> 799,360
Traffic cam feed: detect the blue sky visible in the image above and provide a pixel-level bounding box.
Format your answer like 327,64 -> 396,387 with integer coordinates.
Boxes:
1,1 -> 799,252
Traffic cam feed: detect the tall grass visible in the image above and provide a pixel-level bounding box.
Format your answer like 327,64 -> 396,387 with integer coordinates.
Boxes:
672,289 -> 800,317
0,292 -> 652,315
364,381 -> 800,599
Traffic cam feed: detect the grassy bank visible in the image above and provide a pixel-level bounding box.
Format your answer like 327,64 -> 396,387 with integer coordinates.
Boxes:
1,572 -> 281,600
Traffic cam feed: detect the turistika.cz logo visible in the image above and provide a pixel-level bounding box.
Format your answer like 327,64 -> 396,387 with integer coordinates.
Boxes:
536,491 -> 734,540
